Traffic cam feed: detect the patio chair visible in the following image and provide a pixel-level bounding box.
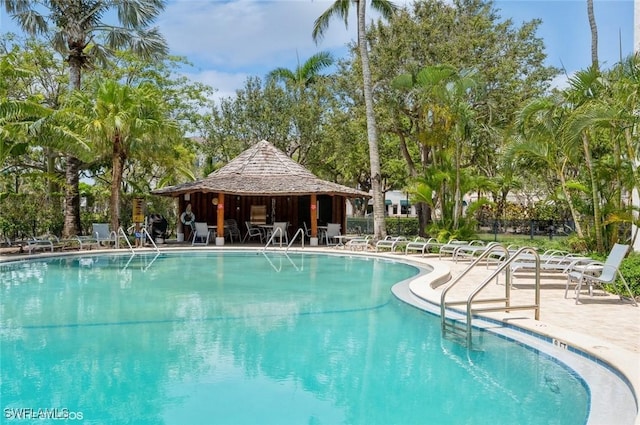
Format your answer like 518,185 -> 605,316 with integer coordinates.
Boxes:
268,222 -> 289,245
224,219 -> 242,243
92,223 -> 117,247
323,223 -> 341,246
192,222 -> 212,245
243,221 -> 264,243
565,243 -> 637,305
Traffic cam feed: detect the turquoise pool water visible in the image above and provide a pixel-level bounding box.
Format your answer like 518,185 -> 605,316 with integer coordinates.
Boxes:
1,252 -> 589,424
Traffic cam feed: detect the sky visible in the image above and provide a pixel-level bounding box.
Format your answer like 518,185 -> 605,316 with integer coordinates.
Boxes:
0,0 -> 635,102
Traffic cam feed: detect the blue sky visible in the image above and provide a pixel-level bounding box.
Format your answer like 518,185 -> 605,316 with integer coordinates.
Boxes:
0,0 -> 635,100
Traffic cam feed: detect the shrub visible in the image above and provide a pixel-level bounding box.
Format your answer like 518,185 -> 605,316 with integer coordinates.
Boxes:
619,252 -> 640,298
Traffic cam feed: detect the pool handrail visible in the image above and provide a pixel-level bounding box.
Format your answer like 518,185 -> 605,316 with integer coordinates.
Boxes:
440,245 -> 541,345
287,228 -> 305,251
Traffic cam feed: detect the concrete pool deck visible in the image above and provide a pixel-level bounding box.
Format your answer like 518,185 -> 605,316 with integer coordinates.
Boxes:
2,245 -> 639,422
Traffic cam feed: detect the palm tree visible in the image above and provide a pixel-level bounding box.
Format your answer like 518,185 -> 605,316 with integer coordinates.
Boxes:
267,51 -> 334,97
2,0 -> 168,237
267,51 -> 334,159
393,65 -> 481,229
68,79 -> 179,232
313,0 -> 398,240
562,68 -> 605,251
511,95 -> 586,239
587,0 -> 598,69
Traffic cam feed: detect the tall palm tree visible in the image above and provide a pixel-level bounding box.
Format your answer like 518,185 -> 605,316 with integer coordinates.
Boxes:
68,79 -> 178,232
313,0 -> 398,239
2,0 -> 168,237
587,0 -> 599,69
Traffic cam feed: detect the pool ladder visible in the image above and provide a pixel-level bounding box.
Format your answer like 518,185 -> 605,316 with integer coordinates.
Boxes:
440,246 -> 541,346
263,227 -> 305,252
116,227 -> 159,254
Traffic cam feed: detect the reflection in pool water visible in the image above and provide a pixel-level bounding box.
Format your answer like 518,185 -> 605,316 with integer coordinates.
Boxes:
1,252 -> 589,424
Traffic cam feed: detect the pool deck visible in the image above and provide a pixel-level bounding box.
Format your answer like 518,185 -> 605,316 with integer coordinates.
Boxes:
2,244 -> 639,422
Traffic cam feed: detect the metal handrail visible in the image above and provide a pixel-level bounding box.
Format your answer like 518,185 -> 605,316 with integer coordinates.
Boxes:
141,227 -> 159,252
439,245 -> 541,345
440,244 -> 509,331
287,228 -> 305,251
464,247 -> 540,344
117,227 -> 134,253
263,226 -> 285,250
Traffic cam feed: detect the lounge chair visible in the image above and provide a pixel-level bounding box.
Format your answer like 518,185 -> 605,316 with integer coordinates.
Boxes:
192,222 -> 212,245
438,240 -> 473,259
510,250 -> 589,274
375,236 -> 407,252
27,234 -> 87,254
565,243 -> 637,305
27,235 -> 60,254
405,237 -> 442,256
453,241 -> 501,262
345,235 -> 372,251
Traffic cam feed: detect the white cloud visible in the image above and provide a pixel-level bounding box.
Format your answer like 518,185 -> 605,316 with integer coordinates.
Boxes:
182,68 -> 250,103
158,0 -> 359,72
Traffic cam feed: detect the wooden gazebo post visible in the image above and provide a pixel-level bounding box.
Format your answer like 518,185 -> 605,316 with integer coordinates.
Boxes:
216,192 -> 225,245
310,194 -> 318,246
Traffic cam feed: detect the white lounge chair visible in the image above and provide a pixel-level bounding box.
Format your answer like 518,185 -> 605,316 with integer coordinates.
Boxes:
375,236 -> 407,252
453,241 -> 501,262
192,222 -> 211,245
405,237 -> 442,256
345,235 -> 372,251
438,240 -> 472,259
565,243 -> 637,305
510,250 -> 589,274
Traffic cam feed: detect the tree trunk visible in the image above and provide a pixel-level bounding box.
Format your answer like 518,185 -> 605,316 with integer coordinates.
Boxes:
587,0 -> 599,69
582,133 -> 603,252
63,61 -> 83,237
111,135 -> 123,232
558,164 -> 584,239
63,156 -> 81,238
357,0 -> 386,239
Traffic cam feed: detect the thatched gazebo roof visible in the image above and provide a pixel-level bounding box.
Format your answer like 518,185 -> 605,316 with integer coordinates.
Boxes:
152,140 -> 368,198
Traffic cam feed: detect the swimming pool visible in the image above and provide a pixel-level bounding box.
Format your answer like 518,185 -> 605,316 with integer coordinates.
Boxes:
0,251 -> 630,424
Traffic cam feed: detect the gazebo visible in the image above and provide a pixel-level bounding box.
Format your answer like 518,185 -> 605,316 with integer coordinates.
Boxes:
151,140 -> 369,245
